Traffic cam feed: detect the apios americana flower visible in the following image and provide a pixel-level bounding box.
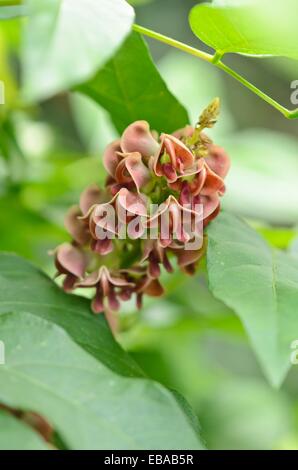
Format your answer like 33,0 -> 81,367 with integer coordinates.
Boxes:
146,194 -> 203,248
64,184 -> 103,246
54,243 -> 88,292
153,133 -> 204,183
53,99 -> 230,327
88,187 -> 148,241
142,239 -> 173,279
103,121 -> 156,194
76,266 -> 134,313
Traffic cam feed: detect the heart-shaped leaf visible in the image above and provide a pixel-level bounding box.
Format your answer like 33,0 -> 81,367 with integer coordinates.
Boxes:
22,0 -> 135,101
207,212 -> 298,387
78,31 -> 189,134
0,312 -> 204,450
189,0 -> 298,60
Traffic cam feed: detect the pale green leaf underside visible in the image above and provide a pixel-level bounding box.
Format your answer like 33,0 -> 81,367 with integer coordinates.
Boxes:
22,0 -> 135,101
189,2 -> 298,59
0,252 -> 142,377
0,410 -> 48,450
0,312 -> 204,450
207,212 -> 298,387
78,32 -> 189,134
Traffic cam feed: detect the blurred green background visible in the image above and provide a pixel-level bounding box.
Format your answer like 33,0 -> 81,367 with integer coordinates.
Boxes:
0,0 -> 298,450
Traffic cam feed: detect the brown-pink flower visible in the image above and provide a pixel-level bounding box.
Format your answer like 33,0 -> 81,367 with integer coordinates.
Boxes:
52,101 -> 231,324
153,133 -> 204,183
76,266 -> 134,313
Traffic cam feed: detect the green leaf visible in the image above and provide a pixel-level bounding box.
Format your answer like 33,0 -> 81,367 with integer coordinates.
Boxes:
189,0 -> 298,60
78,31 -> 189,134
0,410 -> 48,450
0,252 -> 142,377
22,0 -> 135,102
207,212 -> 298,387
0,312 -> 205,450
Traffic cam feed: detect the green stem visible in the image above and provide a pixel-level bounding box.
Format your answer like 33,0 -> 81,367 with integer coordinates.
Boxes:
133,24 -> 298,120
133,24 -> 213,63
216,61 -> 291,119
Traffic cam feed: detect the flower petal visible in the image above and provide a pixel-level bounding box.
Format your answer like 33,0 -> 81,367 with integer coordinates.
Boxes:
115,152 -> 150,192
121,121 -> 160,157
153,134 -> 197,181
107,270 -> 134,288
143,278 -> 164,297
173,247 -> 204,268
162,134 -> 194,169
92,198 -> 118,236
203,202 -> 221,227
201,164 -> 226,196
117,187 -> 148,217
205,145 -> 230,178
91,288 -> 104,314
200,193 -> 220,220
172,125 -> 195,139
63,274 -> 77,292
79,184 -> 102,215
91,238 -> 114,255
103,140 -> 122,176
107,291 -> 120,311
64,206 -> 90,245
77,266 -> 133,289
76,270 -> 101,287
188,166 -> 207,196
55,243 -> 87,278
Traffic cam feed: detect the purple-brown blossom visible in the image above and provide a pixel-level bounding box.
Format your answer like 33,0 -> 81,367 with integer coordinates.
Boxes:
53,99 -> 230,325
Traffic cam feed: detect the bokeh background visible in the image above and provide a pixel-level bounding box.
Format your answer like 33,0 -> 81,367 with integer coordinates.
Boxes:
0,0 -> 298,449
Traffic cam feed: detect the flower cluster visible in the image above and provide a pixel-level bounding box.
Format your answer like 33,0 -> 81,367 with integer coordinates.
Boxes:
53,99 -> 230,320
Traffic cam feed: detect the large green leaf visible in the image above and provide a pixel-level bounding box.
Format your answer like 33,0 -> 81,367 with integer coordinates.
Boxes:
78,31 -> 189,134
0,312 -> 204,450
22,0 -> 135,101
207,212 -> 298,387
189,0 -> 298,59
0,252 -> 142,377
0,410 -> 48,450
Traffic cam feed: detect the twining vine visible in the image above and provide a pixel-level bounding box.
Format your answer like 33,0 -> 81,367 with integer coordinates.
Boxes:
0,0 -> 297,119
132,24 -> 298,120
